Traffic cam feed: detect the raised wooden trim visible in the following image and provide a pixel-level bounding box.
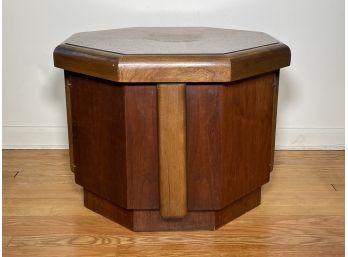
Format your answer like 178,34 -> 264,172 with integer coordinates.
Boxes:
157,84 -> 187,218
118,55 -> 231,82
270,70 -> 280,171
227,44 -> 290,81
64,71 -> 75,172
54,43 -> 291,83
54,44 -> 120,82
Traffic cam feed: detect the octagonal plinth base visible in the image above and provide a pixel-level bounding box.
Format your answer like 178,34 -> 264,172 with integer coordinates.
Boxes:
84,188 -> 261,231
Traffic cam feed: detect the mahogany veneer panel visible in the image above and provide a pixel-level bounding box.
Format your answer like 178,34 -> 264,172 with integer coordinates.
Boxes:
67,71 -> 276,212
68,72 -> 159,210
186,72 -> 275,210
124,84 -> 159,209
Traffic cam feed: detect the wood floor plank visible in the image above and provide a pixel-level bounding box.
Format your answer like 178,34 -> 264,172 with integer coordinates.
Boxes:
3,215 -> 342,236
3,198 -> 92,216
4,246 -> 343,257
3,182 -> 82,199
4,246 -> 117,257
2,150 -> 344,257
4,216 -> 343,246
332,184 -> 345,191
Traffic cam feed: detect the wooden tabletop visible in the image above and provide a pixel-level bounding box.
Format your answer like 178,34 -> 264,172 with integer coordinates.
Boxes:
65,27 -> 278,55
54,27 -> 291,83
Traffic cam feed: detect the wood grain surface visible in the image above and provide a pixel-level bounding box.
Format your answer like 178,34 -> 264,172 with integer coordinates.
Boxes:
84,187 -> 260,231
54,43 -> 290,83
186,72 -> 275,210
157,84 -> 187,218
270,70 -> 280,171
64,71 -> 75,172
69,72 -> 128,208
3,150 -> 344,257
65,27 -> 278,55
64,72 -> 276,227
54,27 -> 291,83
67,72 -> 159,210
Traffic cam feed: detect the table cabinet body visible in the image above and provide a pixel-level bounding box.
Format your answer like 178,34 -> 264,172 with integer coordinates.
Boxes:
54,27 -> 290,231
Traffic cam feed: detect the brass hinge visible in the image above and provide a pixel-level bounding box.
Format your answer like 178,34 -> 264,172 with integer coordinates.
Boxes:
71,164 -> 77,173
273,71 -> 280,88
66,80 -> 72,88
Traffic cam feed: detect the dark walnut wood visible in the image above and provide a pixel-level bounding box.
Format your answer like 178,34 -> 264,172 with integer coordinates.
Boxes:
64,71 -> 75,173
54,27 -> 290,83
186,72 -> 275,210
270,70 -> 280,171
54,27 -> 291,231
69,72 -> 159,209
84,188 -> 261,231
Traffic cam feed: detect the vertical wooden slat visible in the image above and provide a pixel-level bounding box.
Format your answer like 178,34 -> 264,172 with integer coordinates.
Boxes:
64,71 -> 76,173
270,70 -> 280,172
157,84 -> 187,218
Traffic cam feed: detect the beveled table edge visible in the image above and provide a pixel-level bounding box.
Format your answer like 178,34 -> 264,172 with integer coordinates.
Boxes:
53,43 -> 291,83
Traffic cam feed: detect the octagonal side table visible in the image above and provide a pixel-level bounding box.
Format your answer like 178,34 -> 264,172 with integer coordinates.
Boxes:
54,27 -> 291,231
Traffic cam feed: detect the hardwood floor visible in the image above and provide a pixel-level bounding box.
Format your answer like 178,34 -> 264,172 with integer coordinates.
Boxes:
3,150 -> 344,257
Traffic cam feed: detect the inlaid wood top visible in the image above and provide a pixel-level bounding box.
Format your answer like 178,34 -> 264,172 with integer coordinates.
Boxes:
65,27 -> 278,55
54,27 -> 291,83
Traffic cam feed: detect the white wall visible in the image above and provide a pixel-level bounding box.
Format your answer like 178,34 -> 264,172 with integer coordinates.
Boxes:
3,0 -> 345,149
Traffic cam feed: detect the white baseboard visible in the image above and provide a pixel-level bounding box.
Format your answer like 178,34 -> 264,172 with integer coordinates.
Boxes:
275,128 -> 344,150
3,126 -> 68,149
2,126 -> 345,150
